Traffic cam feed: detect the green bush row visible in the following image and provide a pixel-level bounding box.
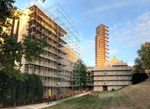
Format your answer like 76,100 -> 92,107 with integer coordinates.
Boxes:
0,70 -> 43,106
132,73 -> 148,84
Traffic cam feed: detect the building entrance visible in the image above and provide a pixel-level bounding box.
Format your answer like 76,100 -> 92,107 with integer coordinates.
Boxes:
103,85 -> 108,91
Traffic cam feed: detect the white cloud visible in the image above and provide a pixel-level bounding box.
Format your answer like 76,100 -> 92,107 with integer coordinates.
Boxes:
128,61 -> 134,66
112,12 -> 150,47
109,11 -> 150,66
109,49 -> 119,57
84,2 -> 129,16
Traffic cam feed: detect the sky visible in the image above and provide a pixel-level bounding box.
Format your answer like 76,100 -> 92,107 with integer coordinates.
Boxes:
14,0 -> 150,66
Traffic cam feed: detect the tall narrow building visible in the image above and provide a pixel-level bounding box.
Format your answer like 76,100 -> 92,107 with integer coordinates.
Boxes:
95,24 -> 109,67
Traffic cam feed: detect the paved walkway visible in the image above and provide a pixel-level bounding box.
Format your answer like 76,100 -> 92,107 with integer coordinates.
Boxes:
2,92 -> 90,109
99,92 -> 115,98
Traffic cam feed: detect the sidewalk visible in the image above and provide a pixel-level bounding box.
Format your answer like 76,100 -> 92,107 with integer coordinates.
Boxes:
2,91 -> 91,109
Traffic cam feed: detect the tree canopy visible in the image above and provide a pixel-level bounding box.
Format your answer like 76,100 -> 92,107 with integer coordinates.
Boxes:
72,59 -> 87,88
0,34 -> 48,74
133,42 -> 150,73
0,0 -> 48,75
0,0 -> 16,34
137,42 -> 150,69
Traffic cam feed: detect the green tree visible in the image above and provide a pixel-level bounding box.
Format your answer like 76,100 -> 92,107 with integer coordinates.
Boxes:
0,0 -> 16,34
80,61 -> 87,87
0,0 -> 45,105
137,42 -> 150,69
0,0 -> 48,75
0,34 -> 48,75
0,34 -> 23,72
133,42 -> 150,73
23,35 -> 48,62
72,59 -> 87,89
133,58 -> 145,73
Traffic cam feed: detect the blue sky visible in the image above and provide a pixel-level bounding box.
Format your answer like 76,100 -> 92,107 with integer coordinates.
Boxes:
14,0 -> 150,66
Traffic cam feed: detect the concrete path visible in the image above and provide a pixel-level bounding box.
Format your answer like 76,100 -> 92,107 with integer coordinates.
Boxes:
99,92 -> 115,98
2,92 -> 91,109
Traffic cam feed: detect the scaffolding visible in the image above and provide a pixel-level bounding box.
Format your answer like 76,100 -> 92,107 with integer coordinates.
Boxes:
25,1 -> 80,97
46,3 -> 80,94
47,3 -> 80,57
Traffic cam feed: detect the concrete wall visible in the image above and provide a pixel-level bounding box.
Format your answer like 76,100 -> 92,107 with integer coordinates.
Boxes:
93,64 -> 132,91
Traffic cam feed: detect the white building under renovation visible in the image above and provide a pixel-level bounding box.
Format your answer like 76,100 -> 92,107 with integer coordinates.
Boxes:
9,2 -> 79,96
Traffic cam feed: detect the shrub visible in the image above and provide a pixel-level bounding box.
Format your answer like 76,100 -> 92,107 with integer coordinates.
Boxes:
16,79 -> 27,104
0,71 -> 43,107
111,88 -> 115,91
0,71 -> 9,105
24,73 -> 43,103
31,74 -> 43,100
0,71 -> 18,106
132,73 -> 148,84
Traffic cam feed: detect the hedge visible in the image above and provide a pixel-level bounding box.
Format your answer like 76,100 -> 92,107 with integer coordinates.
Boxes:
132,73 -> 148,84
0,70 -> 43,106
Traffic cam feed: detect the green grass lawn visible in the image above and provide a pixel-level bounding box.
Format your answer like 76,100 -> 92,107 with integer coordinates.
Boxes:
43,94 -> 135,109
44,80 -> 150,109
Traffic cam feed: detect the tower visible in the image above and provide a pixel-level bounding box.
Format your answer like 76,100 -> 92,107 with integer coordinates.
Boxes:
95,24 -> 109,67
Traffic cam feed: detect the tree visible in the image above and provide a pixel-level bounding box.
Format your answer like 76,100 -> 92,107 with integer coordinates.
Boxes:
0,0 -> 45,106
133,42 -> 150,73
72,59 -> 87,89
137,42 -> 150,69
0,0 -> 48,75
0,34 -> 23,72
80,62 -> 87,88
0,0 -> 16,34
0,34 -> 48,76
133,58 -> 145,73
23,35 -> 48,62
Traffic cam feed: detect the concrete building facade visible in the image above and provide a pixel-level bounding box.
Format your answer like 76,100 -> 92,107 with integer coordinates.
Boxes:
86,67 -> 94,90
95,24 -> 109,67
93,57 -> 132,91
